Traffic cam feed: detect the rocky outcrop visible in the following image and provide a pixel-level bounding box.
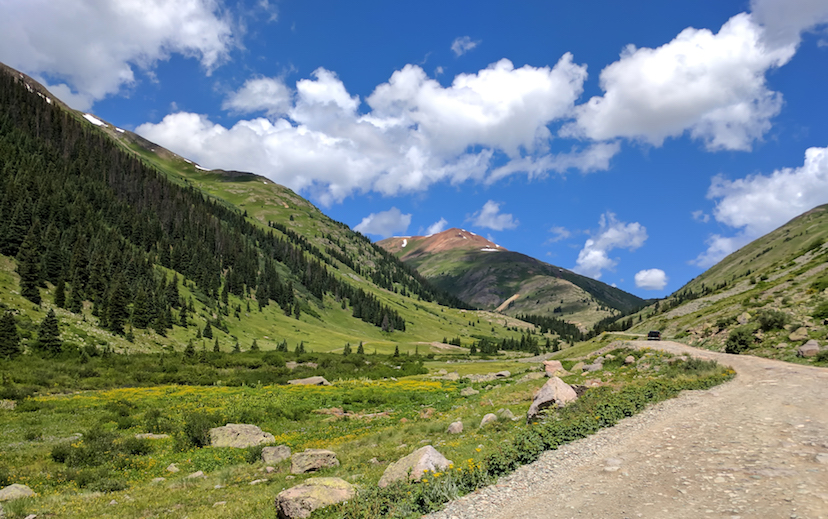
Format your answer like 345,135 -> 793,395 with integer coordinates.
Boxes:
543,360 -> 565,376
526,377 -> 577,422
209,424 -> 275,448
287,376 -> 331,386
0,400 -> 15,411
262,445 -> 292,464
797,340 -> 821,357
275,477 -> 355,519
0,484 -> 35,501
291,449 -> 340,474
378,446 -> 452,487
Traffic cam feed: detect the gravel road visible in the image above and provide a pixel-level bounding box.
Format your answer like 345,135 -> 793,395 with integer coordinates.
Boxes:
427,340 -> 828,519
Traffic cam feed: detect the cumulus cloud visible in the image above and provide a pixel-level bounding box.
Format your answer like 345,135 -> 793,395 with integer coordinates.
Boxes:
547,226 -> 571,243
451,36 -> 480,56
0,0 -> 234,110
693,145 -> 828,266
574,212 -> 647,279
562,13 -> 796,151
138,55 -> 594,204
751,0 -> 828,46
467,201 -> 518,231
635,269 -> 668,290
426,218 -> 448,235
692,210 -> 711,223
222,77 -> 293,117
354,207 -> 412,238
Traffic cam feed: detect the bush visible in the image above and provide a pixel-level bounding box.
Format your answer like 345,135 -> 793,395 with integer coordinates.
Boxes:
813,301 -> 828,320
756,310 -> 789,332
143,408 -> 174,433
725,327 -> 755,354
180,410 -> 223,449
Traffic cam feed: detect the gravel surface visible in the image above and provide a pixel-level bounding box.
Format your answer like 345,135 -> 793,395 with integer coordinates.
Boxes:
426,340 -> 828,519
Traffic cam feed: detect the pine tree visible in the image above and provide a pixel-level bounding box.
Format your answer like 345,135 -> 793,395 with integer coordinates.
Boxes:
357,342 -> 364,355
393,344 -> 400,358
179,304 -> 188,327
470,342 -> 477,355
54,278 -> 66,308
213,339 -> 220,352
250,339 -> 259,351
0,311 -> 22,358
68,272 -> 84,314
294,303 -> 301,320
36,309 -> 61,356
232,339 -> 240,353
106,277 -> 130,335
16,226 -> 41,304
203,320 -> 213,339
343,343 -> 351,356
184,340 -> 196,358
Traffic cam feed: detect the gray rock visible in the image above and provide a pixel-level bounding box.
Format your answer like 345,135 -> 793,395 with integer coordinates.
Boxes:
583,362 -> 603,372
378,446 -> 452,487
0,484 -> 35,501
494,370 -> 510,378
527,376 -> 578,422
460,387 -> 479,397
497,408 -> 517,421
210,423 -> 275,448
775,342 -> 789,349
290,449 -> 340,474
262,445 -> 292,464
447,421 -> 463,434
797,340 -> 821,357
135,433 -> 169,440
605,354 -> 615,360
275,477 -> 355,519
789,327 -> 809,341
287,376 -> 331,386
480,413 -> 498,427
624,355 -> 635,365
570,362 -> 585,372
0,400 -> 15,411
186,471 -> 205,479
166,463 -> 180,473
519,372 -> 546,383
815,453 -> 828,464
737,312 -> 751,325
151,477 -> 166,483
443,372 -> 460,381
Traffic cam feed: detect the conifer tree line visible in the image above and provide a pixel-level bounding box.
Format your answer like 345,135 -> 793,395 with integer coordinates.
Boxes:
514,313 -> 584,342
0,70 -> 421,335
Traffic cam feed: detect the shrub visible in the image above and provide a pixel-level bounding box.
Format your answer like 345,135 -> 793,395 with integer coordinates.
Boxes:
756,310 -> 789,332
815,349 -> 828,363
725,327 -> 755,354
143,408 -> 174,433
180,410 -> 223,449
813,301 -> 828,320
0,465 -> 11,487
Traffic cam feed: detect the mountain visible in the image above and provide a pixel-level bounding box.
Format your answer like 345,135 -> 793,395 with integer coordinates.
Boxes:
378,228 -> 646,328
623,204 -> 828,363
0,62 -> 555,358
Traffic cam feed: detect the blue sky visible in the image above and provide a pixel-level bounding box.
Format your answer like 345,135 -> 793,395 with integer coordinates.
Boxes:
2,0 -> 827,298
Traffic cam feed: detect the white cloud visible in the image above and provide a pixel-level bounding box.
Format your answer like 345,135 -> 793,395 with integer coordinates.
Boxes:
468,201 -> 518,231
574,212 -> 647,279
426,218 -> 448,235
138,56 -> 592,204
562,13 -> 796,151
635,269 -> 668,290
354,207 -> 411,238
222,77 -> 292,117
0,0 -> 234,110
692,210 -> 711,223
547,226 -> 571,243
487,142 -> 620,184
451,36 -> 480,56
693,145 -> 828,266
751,0 -> 828,46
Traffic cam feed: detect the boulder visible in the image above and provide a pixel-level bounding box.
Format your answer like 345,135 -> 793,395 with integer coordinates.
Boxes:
519,372 -> 546,383
583,363 -> 603,372
775,342 -> 789,349
543,360 -> 564,376
210,424 -> 275,448
497,408 -> 517,421
378,446 -> 452,488
291,449 -> 340,474
797,340 -> 821,357
624,355 -> 635,365
737,312 -> 751,325
166,463 -> 180,473
135,433 -> 169,440
0,400 -> 15,411
275,477 -> 355,519
0,484 -> 35,501
789,327 -> 809,342
460,387 -> 479,397
186,471 -> 205,479
447,421 -> 463,434
494,371 -> 510,378
262,445 -> 292,464
526,377 -> 578,422
287,376 -> 331,386
570,362 -> 585,372
443,372 -> 460,381
480,413 -> 498,427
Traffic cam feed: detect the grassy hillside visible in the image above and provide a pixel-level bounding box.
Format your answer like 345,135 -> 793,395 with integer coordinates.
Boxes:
622,204 -> 828,365
379,230 -> 645,329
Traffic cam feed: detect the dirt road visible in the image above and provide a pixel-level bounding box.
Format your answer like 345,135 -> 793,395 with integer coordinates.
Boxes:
428,340 -> 828,519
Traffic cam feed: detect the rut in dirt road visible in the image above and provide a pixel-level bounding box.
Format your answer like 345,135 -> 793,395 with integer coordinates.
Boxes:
428,340 -> 828,519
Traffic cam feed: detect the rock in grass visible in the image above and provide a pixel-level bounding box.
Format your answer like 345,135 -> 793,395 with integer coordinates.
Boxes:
494,371 -> 510,378
287,376 -> 331,386
624,355 -> 636,365
135,433 -> 169,440
526,376 -> 577,422
789,327 -> 809,341
497,408 -> 517,421
275,477 -> 355,519
447,421 -> 463,434
797,340 -> 821,357
460,387 -> 479,396
290,449 -> 340,474
378,446 -> 452,488
166,463 -> 180,473
262,445 -> 292,464
480,413 -> 498,427
0,484 -> 35,501
209,423 -> 275,448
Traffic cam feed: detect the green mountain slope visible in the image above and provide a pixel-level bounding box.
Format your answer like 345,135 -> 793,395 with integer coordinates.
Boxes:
0,63 -> 551,359
625,204 -> 828,364
378,229 -> 645,328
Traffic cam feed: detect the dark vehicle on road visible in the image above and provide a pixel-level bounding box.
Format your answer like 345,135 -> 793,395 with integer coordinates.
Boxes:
647,330 -> 661,341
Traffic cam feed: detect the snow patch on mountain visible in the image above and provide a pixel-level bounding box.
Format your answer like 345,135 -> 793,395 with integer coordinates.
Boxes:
83,114 -> 105,126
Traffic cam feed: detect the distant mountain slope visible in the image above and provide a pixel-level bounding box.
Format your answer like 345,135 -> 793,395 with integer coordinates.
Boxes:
625,204 -> 828,365
378,229 -> 645,328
